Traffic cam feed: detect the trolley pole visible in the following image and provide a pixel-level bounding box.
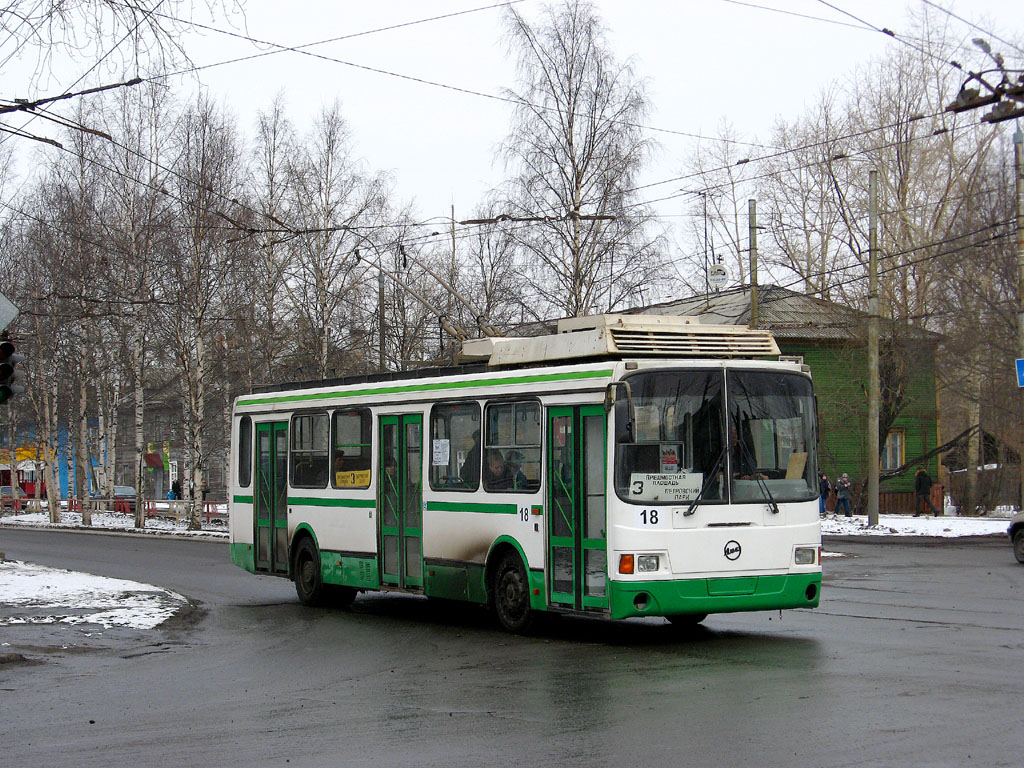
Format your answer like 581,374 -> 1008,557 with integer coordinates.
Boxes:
867,170 -> 880,527
1015,127 -> 1024,514
748,199 -> 759,329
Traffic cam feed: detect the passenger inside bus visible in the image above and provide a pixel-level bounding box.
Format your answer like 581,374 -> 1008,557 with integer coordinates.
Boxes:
484,449 -> 515,490
460,430 -> 481,486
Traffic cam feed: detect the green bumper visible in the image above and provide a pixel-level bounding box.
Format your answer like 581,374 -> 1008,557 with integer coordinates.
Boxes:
608,572 -> 821,619
230,541 -> 255,573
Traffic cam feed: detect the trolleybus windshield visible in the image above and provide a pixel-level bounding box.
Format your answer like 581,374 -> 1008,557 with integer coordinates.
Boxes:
614,369 -> 817,505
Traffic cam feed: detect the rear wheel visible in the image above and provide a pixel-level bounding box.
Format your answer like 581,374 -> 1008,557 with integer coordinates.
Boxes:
329,585 -> 357,609
1013,528 -> 1024,564
293,538 -> 327,606
493,551 -> 534,634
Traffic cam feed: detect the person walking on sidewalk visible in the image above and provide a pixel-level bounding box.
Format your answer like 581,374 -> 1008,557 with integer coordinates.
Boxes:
835,473 -> 852,517
818,472 -> 831,517
914,467 -> 940,517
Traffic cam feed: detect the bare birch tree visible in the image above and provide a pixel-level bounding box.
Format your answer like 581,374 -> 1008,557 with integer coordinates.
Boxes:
500,0 -> 662,318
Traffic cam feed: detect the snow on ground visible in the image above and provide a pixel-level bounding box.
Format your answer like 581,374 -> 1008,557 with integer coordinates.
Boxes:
0,559 -> 188,630
821,512 -> 1012,538
0,508 -> 228,537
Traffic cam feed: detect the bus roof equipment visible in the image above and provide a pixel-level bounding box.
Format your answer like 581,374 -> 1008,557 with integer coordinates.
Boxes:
460,313 -> 781,367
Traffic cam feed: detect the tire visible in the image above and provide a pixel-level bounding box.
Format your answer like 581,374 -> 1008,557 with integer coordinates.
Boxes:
293,538 -> 327,607
492,551 -> 534,634
666,613 -> 707,628
1013,528 -> 1024,564
329,585 -> 358,609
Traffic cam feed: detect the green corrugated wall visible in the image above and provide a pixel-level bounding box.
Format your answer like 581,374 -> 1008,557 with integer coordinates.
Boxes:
779,341 -> 939,493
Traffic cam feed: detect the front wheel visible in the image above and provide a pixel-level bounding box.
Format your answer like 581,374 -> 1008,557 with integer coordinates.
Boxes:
1013,528 -> 1024,564
293,538 -> 327,606
492,551 -> 534,634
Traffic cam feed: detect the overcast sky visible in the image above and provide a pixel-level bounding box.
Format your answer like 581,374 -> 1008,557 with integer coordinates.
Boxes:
156,0 -> 1020,222
5,1 -> 1021,252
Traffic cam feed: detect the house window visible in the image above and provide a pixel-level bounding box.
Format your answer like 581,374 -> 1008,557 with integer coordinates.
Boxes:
881,428 -> 905,471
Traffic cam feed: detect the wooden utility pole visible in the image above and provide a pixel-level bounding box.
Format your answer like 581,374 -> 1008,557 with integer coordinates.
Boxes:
867,170 -> 880,526
748,199 -> 759,329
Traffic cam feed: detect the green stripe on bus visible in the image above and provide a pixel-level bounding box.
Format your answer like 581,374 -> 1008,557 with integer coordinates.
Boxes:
426,501 -> 518,514
236,368 -> 614,407
288,496 -> 376,508
233,495 -> 253,504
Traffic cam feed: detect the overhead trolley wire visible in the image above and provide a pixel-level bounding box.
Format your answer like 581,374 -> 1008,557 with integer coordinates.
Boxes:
921,0 -> 1024,58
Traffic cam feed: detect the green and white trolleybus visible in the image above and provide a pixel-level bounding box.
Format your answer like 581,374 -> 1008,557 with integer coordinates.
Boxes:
229,314 -> 822,632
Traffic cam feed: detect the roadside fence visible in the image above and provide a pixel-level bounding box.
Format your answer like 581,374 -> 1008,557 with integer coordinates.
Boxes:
0,496 -> 229,526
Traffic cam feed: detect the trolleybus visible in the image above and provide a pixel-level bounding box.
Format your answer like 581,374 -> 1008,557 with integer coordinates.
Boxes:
229,314 -> 822,632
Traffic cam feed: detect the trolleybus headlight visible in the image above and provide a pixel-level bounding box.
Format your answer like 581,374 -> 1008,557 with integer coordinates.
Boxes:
794,547 -> 817,565
637,554 -> 660,572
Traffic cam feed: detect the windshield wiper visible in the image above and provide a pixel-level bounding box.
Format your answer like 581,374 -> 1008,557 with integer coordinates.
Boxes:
684,446 -> 727,517
735,439 -> 780,515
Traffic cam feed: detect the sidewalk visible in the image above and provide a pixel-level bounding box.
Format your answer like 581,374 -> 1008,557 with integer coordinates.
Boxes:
0,507 -> 229,538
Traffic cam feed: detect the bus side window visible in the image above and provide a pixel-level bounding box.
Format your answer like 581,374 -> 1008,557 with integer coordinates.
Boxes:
332,409 -> 371,489
484,400 -> 541,493
291,412 -> 329,488
429,402 -> 480,491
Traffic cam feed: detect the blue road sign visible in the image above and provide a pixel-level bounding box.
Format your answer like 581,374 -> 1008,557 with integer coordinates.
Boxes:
1017,359 -> 1024,387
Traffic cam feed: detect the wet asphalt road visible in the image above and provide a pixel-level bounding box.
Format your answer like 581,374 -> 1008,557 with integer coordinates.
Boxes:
0,527 -> 1022,768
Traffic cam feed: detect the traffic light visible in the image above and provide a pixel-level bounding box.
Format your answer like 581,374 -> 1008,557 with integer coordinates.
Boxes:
0,341 -> 25,404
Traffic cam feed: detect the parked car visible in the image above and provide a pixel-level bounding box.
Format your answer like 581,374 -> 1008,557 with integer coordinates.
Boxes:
0,485 -> 24,503
1009,512 -> 1024,564
90,485 -> 137,513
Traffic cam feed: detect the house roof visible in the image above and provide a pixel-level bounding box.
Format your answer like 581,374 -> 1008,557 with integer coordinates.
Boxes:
631,285 -> 940,344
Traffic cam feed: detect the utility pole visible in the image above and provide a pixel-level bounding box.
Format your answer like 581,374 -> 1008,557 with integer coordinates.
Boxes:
702,192 -> 709,303
1015,126 -> 1024,513
378,270 -> 385,371
748,199 -> 759,329
867,170 -> 880,527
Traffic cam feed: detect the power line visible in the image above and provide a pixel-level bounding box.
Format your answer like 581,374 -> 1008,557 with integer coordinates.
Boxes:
921,0 -> 1024,58
139,4 -> 776,151
718,0 -> 871,31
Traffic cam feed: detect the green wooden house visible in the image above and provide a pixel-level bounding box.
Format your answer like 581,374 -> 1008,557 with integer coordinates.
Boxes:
634,286 -> 941,512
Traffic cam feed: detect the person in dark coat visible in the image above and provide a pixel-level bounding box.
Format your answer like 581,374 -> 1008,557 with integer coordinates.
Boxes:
818,472 -> 831,518
914,467 -> 940,517
835,473 -> 852,517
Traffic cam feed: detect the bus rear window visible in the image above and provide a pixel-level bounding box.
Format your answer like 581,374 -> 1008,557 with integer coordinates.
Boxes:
238,416 -> 252,488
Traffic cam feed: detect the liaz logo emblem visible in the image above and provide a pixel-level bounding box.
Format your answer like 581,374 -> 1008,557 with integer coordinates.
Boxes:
724,540 -> 742,561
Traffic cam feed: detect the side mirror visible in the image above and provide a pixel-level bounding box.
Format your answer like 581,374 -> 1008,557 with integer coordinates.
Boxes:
605,381 -> 635,442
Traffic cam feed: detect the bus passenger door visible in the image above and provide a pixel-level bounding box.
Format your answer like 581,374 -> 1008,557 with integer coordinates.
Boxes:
254,421 -> 289,575
378,414 -> 424,590
547,405 -> 607,611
